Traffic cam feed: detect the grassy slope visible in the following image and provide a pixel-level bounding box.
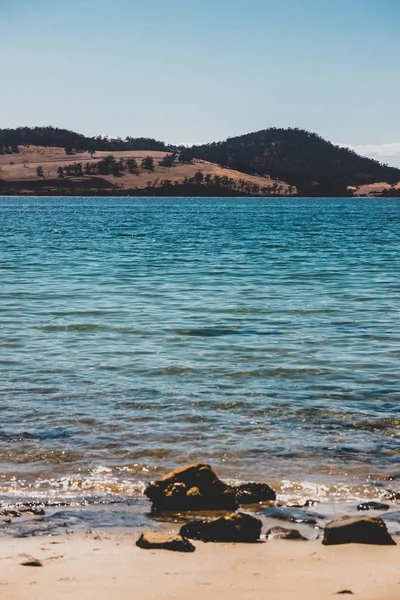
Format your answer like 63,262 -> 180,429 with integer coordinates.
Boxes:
0,146 -> 294,194
353,181 -> 400,196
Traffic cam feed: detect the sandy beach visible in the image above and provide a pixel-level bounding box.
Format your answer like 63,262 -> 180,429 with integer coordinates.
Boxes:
0,530 -> 399,600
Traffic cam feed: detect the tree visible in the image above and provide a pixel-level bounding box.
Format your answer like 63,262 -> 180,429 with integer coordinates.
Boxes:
57,166 -> 64,178
97,155 -> 117,175
141,156 -> 155,171
65,146 -> 74,155
84,162 -> 94,175
178,150 -> 194,164
36,166 -> 44,178
71,162 -> 83,177
112,159 -> 125,177
193,170 -> 204,185
22,159 -> 28,168
159,152 -> 177,167
126,158 -> 139,174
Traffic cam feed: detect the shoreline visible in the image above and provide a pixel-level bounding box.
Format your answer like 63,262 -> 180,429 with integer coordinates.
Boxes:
1,493 -> 399,540
0,530 -> 399,600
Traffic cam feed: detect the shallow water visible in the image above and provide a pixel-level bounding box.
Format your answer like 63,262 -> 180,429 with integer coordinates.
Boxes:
1,196 -> 400,514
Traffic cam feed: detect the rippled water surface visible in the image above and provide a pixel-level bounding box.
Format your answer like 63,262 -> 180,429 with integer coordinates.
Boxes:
1,196 -> 400,507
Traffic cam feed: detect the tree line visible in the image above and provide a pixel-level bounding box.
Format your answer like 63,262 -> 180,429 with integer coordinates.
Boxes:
0,126 -> 170,154
152,171 -> 291,196
52,155 -> 157,178
37,152 -> 196,180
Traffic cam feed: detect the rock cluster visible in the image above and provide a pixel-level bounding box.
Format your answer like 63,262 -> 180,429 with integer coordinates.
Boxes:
144,463 -> 237,511
144,463 -> 275,512
137,463 -> 398,553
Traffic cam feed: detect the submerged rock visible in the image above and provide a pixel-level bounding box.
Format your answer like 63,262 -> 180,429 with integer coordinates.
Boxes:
233,483 -> 276,504
380,511 -> 400,524
1,509 -> 21,518
266,526 -> 307,540
136,532 -> 196,552
261,506 -> 326,525
180,512 -> 262,543
144,463 -> 238,512
322,517 -> 396,546
357,501 -> 390,511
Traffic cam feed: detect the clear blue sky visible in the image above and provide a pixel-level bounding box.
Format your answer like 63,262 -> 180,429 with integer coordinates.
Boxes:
1,0 -> 400,164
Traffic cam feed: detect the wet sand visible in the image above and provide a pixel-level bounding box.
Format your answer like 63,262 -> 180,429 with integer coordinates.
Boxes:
0,531 -> 399,600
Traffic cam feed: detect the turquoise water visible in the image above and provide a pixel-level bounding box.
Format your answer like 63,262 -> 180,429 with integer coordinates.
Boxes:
1,196 -> 400,506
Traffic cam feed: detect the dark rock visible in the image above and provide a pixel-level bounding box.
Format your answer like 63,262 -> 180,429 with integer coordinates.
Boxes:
303,499 -> 319,507
261,506 -> 326,525
2,509 -> 21,518
233,483 -> 276,504
322,517 -> 396,546
266,526 -> 307,540
386,490 -> 400,501
287,499 -> 319,508
144,463 -> 238,512
30,508 -> 46,516
21,557 -> 43,567
136,532 -> 196,552
357,501 -> 390,511
180,512 -> 262,543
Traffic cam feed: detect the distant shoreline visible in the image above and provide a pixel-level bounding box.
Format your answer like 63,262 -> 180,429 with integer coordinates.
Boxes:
1,191 -> 398,198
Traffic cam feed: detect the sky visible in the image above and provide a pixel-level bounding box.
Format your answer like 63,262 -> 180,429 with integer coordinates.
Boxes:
1,0 -> 400,166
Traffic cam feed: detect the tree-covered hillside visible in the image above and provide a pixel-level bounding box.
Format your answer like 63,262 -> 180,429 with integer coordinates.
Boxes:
2,126 -> 399,196
190,128 -> 400,196
0,126 -> 169,154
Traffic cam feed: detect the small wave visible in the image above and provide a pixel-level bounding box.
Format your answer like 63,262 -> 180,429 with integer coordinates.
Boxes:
116,232 -> 146,237
0,449 -> 83,464
38,324 -> 110,332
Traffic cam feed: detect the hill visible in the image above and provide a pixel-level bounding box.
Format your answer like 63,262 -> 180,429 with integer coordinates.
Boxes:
1,126 -> 399,196
0,146 -> 292,197
191,128 -> 400,196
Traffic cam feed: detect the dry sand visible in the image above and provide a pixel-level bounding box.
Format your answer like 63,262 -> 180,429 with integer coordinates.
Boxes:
0,531 -> 398,600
